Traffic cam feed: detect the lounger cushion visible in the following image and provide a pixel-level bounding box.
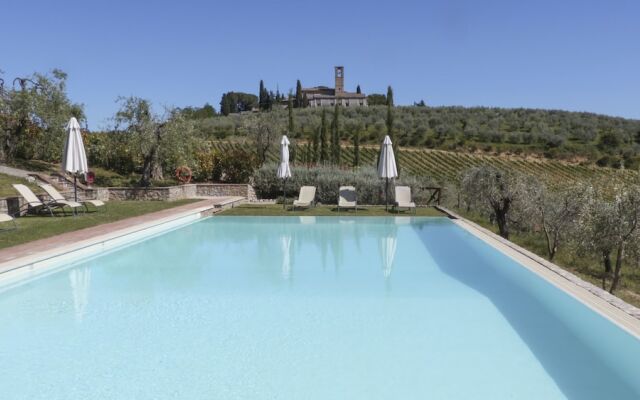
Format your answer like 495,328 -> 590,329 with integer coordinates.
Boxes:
83,200 -> 105,207
55,200 -> 83,208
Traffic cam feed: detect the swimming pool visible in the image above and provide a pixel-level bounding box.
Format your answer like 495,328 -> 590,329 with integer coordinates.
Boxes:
0,216 -> 639,399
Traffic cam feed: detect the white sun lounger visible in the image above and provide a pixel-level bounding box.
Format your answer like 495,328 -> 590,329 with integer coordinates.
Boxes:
13,184 -> 82,216
39,183 -> 105,212
338,186 -> 357,213
0,213 -> 17,231
394,186 -> 416,213
292,186 -> 316,210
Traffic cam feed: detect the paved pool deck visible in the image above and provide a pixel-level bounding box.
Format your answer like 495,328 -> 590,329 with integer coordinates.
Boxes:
0,197 -> 242,268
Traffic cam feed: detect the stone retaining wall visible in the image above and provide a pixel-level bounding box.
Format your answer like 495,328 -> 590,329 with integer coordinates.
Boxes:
0,184 -> 254,215
106,184 -> 253,201
196,184 -> 256,201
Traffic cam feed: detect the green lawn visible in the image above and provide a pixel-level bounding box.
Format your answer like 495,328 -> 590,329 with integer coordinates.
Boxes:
219,203 -> 445,217
0,173 -> 43,198
0,200 -> 198,250
456,209 -> 640,309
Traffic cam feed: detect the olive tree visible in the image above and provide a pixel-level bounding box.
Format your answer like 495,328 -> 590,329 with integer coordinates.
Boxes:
532,184 -> 584,261
113,97 -> 194,186
243,111 -> 285,166
577,180 -> 640,293
461,165 -> 539,239
0,69 -> 84,162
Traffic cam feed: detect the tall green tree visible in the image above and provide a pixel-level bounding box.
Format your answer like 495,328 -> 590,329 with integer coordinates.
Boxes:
259,80 -> 265,109
367,93 -> 387,105
220,92 -> 258,115
0,69 -> 84,162
302,93 -> 308,108
113,97 -> 194,187
288,97 -> 295,134
356,85 -> 361,94
320,109 -> 328,163
331,104 -> 341,164
386,90 -> 399,173
353,129 -> 360,168
295,80 -> 303,108
288,96 -> 296,164
312,126 -> 320,163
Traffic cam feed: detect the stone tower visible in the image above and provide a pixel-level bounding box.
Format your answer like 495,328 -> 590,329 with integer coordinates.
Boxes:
335,66 -> 344,95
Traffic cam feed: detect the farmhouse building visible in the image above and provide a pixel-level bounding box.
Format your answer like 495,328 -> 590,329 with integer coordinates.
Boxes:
303,66 -> 367,107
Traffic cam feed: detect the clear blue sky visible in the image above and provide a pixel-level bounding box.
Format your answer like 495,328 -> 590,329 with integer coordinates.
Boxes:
2,0 -> 639,129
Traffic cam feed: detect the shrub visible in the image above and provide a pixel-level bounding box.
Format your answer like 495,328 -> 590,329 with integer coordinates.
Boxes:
253,165 -> 438,205
213,148 -> 259,183
193,148 -> 259,183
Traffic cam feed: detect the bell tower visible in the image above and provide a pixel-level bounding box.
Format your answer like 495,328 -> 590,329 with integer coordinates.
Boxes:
335,66 -> 344,95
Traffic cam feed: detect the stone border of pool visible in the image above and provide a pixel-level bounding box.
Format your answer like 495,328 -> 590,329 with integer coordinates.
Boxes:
0,197 -> 243,284
436,206 -> 640,338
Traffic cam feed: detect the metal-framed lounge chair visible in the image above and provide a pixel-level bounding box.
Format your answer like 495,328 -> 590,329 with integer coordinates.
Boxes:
39,183 -> 105,212
0,213 -> 17,231
393,186 -> 416,214
13,184 -> 82,216
338,186 -> 357,213
292,186 -> 316,210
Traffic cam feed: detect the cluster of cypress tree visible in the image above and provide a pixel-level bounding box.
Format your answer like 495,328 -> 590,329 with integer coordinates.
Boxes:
258,80 -> 287,111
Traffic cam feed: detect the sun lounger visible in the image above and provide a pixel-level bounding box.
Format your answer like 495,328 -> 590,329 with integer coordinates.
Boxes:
394,186 -> 416,213
13,184 -> 82,216
0,213 -> 17,231
292,186 -> 316,210
39,183 -> 105,212
338,186 -> 357,213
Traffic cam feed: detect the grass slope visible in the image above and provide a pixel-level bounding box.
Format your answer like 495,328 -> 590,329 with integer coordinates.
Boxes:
0,200 -> 198,250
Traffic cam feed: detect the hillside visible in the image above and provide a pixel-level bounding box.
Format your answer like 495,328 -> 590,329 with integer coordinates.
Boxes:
210,141 -> 637,186
194,106 -> 640,167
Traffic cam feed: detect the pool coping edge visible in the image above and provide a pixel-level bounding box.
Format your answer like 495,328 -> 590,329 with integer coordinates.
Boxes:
436,206 -> 640,338
0,204 -> 217,282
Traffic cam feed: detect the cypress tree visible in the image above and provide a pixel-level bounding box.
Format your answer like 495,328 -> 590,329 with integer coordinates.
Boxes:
290,142 -> 297,165
295,80 -> 303,108
266,91 -> 273,110
320,109 -> 328,163
313,126 -> 320,163
259,80 -> 265,109
386,95 -> 400,175
331,103 -> 341,165
302,93 -> 308,108
353,129 -> 360,168
220,93 -> 231,116
288,97 -> 294,134
305,142 -> 312,165
386,85 -> 394,107
356,84 -> 361,94
386,101 -> 394,137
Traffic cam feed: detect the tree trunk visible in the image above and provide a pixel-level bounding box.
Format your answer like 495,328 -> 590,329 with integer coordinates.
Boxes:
140,152 -> 154,187
495,210 -> 509,239
494,199 -> 511,239
602,251 -> 612,289
609,244 -> 624,294
543,225 -> 555,260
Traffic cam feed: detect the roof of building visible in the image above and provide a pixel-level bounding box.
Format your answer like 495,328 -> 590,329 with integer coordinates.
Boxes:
305,92 -> 366,99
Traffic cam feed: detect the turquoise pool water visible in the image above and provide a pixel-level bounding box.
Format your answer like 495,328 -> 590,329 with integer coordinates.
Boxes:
1,216 -> 639,399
